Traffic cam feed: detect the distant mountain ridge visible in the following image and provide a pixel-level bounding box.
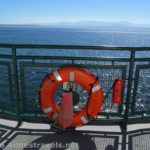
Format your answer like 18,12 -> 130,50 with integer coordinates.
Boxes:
0,21 -> 150,28
48,21 -> 150,28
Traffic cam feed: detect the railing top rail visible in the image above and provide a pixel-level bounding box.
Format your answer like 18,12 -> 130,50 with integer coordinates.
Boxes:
0,44 -> 150,51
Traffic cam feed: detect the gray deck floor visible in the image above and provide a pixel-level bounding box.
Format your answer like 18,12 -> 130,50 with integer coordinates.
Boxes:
0,118 -> 150,150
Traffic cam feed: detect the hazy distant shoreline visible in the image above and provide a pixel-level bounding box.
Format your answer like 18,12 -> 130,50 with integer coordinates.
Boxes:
0,20 -> 150,29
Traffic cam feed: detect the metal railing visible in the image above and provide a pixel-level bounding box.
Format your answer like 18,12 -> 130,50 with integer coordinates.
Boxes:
0,44 -> 150,130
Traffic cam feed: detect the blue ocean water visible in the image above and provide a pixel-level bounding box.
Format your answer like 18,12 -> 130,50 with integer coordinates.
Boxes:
0,26 -> 150,57
0,27 -> 150,46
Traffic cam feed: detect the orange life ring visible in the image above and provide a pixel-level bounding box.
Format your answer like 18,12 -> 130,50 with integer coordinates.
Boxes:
39,66 -> 103,127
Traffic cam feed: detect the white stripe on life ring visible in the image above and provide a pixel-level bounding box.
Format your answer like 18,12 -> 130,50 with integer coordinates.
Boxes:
43,107 -> 52,113
70,72 -> 74,81
53,71 -> 62,81
92,84 -> 101,93
81,115 -> 89,124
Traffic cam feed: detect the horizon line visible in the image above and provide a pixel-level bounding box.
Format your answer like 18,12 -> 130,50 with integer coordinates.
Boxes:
0,20 -> 150,25
0,21 -> 150,28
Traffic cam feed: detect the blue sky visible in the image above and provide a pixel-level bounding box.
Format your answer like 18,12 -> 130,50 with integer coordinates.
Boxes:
0,0 -> 150,24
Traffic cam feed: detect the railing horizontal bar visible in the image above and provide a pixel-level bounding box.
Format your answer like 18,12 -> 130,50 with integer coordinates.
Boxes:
0,44 -> 150,51
0,54 -> 12,58
16,55 -> 130,61
0,54 -> 149,61
1,54 -> 149,62
135,58 -> 150,61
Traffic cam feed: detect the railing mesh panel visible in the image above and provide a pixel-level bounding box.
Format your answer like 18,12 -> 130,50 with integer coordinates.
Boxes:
134,67 -> 150,113
0,62 -> 14,111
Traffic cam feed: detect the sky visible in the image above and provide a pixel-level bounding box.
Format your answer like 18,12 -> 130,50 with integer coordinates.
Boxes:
0,0 -> 150,25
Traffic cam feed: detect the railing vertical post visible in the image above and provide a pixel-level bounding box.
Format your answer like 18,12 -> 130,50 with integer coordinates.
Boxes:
12,47 -> 21,125
121,50 -> 135,131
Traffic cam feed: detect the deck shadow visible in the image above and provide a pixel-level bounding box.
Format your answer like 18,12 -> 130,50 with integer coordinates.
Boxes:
0,122 -> 150,150
0,124 -> 119,150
